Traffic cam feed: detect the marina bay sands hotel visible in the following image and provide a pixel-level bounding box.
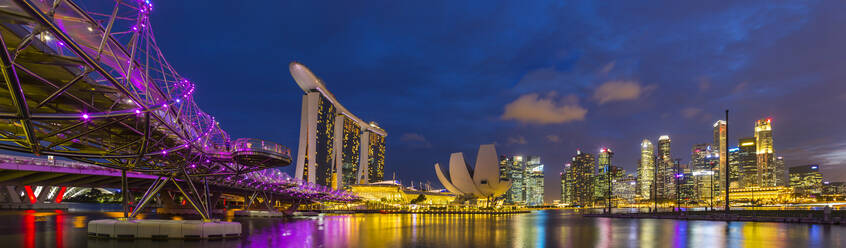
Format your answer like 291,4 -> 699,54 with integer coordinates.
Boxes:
289,62 -> 387,189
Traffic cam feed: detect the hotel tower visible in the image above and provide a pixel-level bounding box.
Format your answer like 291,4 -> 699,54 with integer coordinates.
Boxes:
289,62 -> 387,189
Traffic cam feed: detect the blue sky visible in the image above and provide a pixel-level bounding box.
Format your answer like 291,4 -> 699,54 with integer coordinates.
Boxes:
149,0 -> 846,202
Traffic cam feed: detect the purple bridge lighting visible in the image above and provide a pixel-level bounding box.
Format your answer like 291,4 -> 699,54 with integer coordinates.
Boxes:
0,0 -> 356,220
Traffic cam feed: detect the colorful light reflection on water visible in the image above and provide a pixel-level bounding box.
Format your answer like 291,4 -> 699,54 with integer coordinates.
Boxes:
0,209 -> 845,247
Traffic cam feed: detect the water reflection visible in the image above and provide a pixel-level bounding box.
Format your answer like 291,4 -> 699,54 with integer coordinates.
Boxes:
0,209 -> 845,247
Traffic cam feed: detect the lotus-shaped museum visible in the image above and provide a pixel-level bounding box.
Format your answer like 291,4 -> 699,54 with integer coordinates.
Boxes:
434,144 -> 511,198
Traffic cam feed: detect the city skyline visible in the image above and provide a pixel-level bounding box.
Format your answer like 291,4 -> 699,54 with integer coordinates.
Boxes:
138,1 -> 844,203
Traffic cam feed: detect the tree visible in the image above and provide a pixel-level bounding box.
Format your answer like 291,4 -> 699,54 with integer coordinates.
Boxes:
410,194 -> 427,204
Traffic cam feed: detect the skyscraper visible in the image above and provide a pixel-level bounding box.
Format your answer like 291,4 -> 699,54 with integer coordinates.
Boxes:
789,165 -> 822,197
500,155 -> 526,204
525,156 -> 544,206
690,144 -> 712,202
738,137 -> 757,188
713,120 -> 727,192
291,62 -> 387,188
334,115 -> 360,188
657,135 -> 674,199
774,156 -> 787,186
570,150 -> 595,207
728,147 -> 741,188
560,165 -> 569,205
637,139 -> 654,200
755,118 -> 775,186
360,125 -> 387,183
594,148 -> 618,206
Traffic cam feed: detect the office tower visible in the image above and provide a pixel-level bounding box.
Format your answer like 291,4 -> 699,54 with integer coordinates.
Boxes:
728,147 -> 741,188
560,166 -> 569,204
292,62 -> 387,187
657,135 -> 674,199
525,156 -> 545,206
755,118 -> 775,186
774,156 -> 787,187
678,168 -> 696,202
637,139 -> 654,200
690,144 -> 711,201
570,150 -> 595,207
500,155 -> 526,204
713,120 -> 727,191
789,165 -> 823,197
738,137 -> 757,187
690,144 -> 711,171
614,174 -> 638,204
594,148 -> 619,206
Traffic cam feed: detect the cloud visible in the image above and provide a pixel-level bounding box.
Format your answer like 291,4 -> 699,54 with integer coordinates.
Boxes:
546,135 -> 561,143
501,92 -> 588,125
400,133 -> 432,148
508,136 -> 528,145
593,80 -> 651,104
681,107 -> 703,119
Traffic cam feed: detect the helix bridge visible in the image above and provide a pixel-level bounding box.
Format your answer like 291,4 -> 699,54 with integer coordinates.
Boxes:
0,0 -> 356,221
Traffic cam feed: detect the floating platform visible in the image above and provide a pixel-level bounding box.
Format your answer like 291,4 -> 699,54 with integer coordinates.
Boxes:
233,210 -> 285,218
87,219 -> 241,239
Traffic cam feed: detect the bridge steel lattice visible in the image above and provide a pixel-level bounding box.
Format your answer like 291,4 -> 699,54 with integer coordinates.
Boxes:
0,0 -> 355,220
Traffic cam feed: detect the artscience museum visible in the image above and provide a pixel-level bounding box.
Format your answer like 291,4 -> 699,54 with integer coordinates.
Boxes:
434,144 -> 511,200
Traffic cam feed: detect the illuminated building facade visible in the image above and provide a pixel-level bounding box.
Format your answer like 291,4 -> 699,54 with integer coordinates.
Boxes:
657,135 -> 675,199
569,150 -> 595,207
737,137 -> 758,187
713,120 -> 727,191
728,186 -> 792,204
560,165 -> 571,205
637,139 -> 655,200
614,174 -> 638,204
291,62 -> 388,188
525,156 -> 545,206
334,115 -> 361,188
789,165 -> 822,196
755,118 -> 775,187
500,155 -> 526,204
594,148 -> 619,205
362,129 -> 387,183
728,147 -> 741,188
348,181 -> 456,205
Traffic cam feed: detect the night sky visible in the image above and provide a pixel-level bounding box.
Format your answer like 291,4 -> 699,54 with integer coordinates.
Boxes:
147,0 -> 846,203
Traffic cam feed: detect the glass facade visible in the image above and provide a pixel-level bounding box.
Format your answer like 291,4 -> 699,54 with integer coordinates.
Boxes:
569,150 -> 595,207
738,137 -> 757,188
524,156 -> 544,206
637,139 -> 654,200
657,136 -> 674,200
755,118 -> 775,186
500,155 -> 526,205
789,165 -> 822,196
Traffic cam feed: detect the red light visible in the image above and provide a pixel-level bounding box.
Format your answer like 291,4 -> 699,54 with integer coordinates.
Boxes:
24,186 -> 37,204
54,186 -> 67,204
